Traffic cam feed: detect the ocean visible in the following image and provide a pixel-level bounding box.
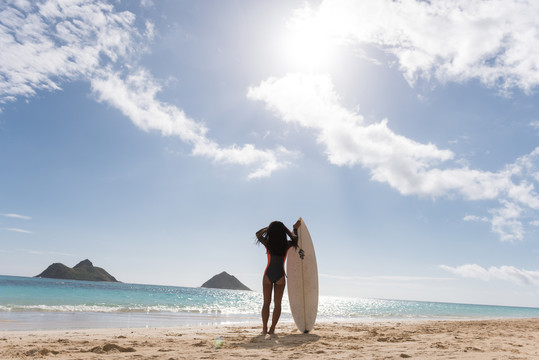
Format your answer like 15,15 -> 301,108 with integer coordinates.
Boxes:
1,275 -> 539,331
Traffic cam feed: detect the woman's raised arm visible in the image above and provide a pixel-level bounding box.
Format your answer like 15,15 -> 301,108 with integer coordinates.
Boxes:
256,226 -> 269,245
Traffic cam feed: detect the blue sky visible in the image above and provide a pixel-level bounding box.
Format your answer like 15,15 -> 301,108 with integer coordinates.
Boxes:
2,0 -> 539,307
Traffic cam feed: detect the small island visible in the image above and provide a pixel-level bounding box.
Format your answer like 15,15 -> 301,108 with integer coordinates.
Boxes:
35,259 -> 119,282
201,271 -> 251,291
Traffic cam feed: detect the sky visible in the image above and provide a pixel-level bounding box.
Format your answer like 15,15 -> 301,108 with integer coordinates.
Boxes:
2,0 -> 539,308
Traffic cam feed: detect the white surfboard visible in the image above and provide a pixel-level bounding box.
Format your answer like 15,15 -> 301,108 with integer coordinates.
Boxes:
286,217 -> 318,333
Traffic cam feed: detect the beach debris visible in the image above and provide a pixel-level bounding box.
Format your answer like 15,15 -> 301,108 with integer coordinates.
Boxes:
214,336 -> 225,349
464,346 -> 483,352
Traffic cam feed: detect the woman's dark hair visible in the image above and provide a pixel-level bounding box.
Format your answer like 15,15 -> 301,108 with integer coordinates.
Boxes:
259,221 -> 290,256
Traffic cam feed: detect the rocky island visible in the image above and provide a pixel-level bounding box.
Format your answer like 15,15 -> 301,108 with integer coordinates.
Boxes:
201,271 -> 251,291
35,259 -> 119,282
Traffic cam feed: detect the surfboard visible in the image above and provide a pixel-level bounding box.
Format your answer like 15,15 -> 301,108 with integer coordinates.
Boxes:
286,217 -> 318,333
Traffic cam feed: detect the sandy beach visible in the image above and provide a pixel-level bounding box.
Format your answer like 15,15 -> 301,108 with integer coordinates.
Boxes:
1,319 -> 539,359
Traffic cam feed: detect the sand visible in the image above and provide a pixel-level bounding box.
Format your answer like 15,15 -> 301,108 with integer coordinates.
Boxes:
1,319 -> 539,359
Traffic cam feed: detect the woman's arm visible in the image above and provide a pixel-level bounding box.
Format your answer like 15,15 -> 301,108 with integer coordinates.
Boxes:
285,228 -> 297,240
287,219 -> 301,247
256,226 -> 269,246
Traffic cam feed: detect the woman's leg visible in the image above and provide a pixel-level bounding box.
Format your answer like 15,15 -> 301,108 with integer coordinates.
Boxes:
268,276 -> 286,334
261,275 -> 273,334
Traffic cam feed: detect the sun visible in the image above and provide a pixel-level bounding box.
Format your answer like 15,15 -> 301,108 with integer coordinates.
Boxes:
280,6 -> 339,72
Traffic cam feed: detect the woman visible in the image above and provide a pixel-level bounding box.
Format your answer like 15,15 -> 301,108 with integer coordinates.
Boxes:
255,219 -> 300,334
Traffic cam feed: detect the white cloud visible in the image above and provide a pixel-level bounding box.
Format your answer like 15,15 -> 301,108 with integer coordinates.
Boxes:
1,213 -> 31,220
484,149 -> 539,241
441,264 -> 539,286
3,227 -> 33,234
91,69 -> 208,143
0,0 -> 137,103
314,0 -> 539,93
248,72 -> 539,241
248,73 -> 458,196
16,248 -> 74,257
463,215 -> 488,222
0,0 -> 289,178
91,70 -> 291,179
320,273 -> 451,282
248,1 -> 539,240
488,201 -> 524,242
140,0 -> 154,8
247,73 -> 481,199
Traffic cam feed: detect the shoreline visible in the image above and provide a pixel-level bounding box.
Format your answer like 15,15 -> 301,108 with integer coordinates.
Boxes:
2,318 -> 539,359
0,311 -> 262,332
2,309 -> 537,332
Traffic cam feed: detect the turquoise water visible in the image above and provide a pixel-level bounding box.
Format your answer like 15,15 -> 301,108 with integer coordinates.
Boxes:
1,275 -> 539,330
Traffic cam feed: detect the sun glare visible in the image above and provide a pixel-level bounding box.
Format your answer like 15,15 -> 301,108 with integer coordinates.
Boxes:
281,8 -> 338,71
